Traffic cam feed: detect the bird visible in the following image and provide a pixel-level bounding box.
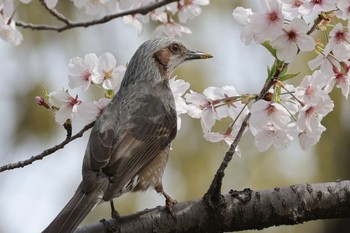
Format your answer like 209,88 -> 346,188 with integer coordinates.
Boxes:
42,37 -> 212,233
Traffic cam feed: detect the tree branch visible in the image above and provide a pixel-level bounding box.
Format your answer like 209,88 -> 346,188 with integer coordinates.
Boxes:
0,121 -> 95,173
75,180 -> 350,233
16,0 -> 178,32
205,12 -> 325,203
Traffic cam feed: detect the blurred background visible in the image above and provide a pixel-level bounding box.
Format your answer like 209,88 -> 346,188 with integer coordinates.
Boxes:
1,0 -> 350,232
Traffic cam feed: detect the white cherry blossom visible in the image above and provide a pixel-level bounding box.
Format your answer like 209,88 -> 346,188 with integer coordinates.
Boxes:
295,70 -> 328,105
77,98 -> 111,122
169,77 -> 190,130
68,53 -> 99,91
0,16 -> 23,46
252,123 -> 294,152
249,0 -> 284,42
249,100 -> 291,133
296,95 -> 333,134
298,0 -> 336,15
324,69 -> 350,99
97,52 -> 126,92
324,23 -> 350,62
270,18 -> 315,62
48,90 -> 81,124
336,0 -> 350,21
154,20 -> 191,37
298,124 -> 325,150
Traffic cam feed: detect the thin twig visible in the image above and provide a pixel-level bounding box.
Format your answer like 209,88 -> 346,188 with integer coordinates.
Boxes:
16,0 -> 178,32
205,13 -> 326,201
0,121 -> 95,173
39,0 -> 71,24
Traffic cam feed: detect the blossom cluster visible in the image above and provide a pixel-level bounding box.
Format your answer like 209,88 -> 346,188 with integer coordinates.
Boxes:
33,0 -> 350,154
229,0 -> 350,150
36,52 -> 126,124
0,0 -> 209,46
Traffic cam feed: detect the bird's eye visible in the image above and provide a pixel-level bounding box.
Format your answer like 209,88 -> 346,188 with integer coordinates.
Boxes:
169,44 -> 180,54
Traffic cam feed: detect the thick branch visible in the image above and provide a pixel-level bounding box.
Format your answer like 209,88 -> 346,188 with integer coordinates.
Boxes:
0,121 -> 95,173
16,0 -> 178,32
75,180 -> 350,233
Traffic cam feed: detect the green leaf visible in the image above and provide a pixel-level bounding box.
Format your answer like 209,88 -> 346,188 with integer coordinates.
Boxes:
261,41 -> 277,58
279,72 -> 300,81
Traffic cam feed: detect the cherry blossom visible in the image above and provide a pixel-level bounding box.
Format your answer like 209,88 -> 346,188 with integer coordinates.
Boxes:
296,95 -> 333,134
270,18 -> 315,62
324,23 -> 350,62
122,15 -> 144,35
97,52 -> 126,92
72,0 -> 109,15
249,100 -> 291,133
77,98 -> 111,122
308,53 -> 336,76
336,0 -> 350,21
324,67 -> 350,99
169,77 -> 190,130
232,7 -> 257,44
249,0 -> 284,42
48,90 -> 82,124
68,53 -> 100,91
185,90 -> 218,131
252,123 -> 294,152
0,16 -> 23,46
154,20 -> 191,37
281,0 -> 304,18
295,70 -> 328,105
204,129 -> 242,156
45,0 -> 58,8
298,0 -> 336,15
298,124 -> 325,150
167,0 -> 209,23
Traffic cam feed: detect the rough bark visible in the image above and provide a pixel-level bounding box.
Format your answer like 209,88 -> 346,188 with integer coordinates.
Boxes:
75,180 -> 350,233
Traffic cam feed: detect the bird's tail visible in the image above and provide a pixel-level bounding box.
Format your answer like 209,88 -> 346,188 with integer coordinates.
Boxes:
42,181 -> 107,233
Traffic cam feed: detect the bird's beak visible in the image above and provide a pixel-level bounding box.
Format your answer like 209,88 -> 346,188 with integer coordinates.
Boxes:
185,51 -> 213,60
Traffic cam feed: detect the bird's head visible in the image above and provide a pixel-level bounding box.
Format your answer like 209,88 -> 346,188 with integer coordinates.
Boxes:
122,37 -> 212,86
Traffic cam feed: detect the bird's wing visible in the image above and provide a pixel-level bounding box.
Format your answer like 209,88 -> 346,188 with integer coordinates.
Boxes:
82,93 -> 177,200
103,94 -> 177,200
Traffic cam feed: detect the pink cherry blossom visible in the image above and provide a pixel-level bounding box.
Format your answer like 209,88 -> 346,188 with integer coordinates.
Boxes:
68,53 -> 99,91
270,18 -> 315,62
48,90 -> 81,124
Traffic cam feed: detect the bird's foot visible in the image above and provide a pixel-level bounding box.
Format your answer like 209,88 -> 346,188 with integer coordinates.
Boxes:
110,200 -> 120,219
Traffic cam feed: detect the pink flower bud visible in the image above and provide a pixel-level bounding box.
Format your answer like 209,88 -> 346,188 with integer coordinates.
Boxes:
35,96 -> 50,109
